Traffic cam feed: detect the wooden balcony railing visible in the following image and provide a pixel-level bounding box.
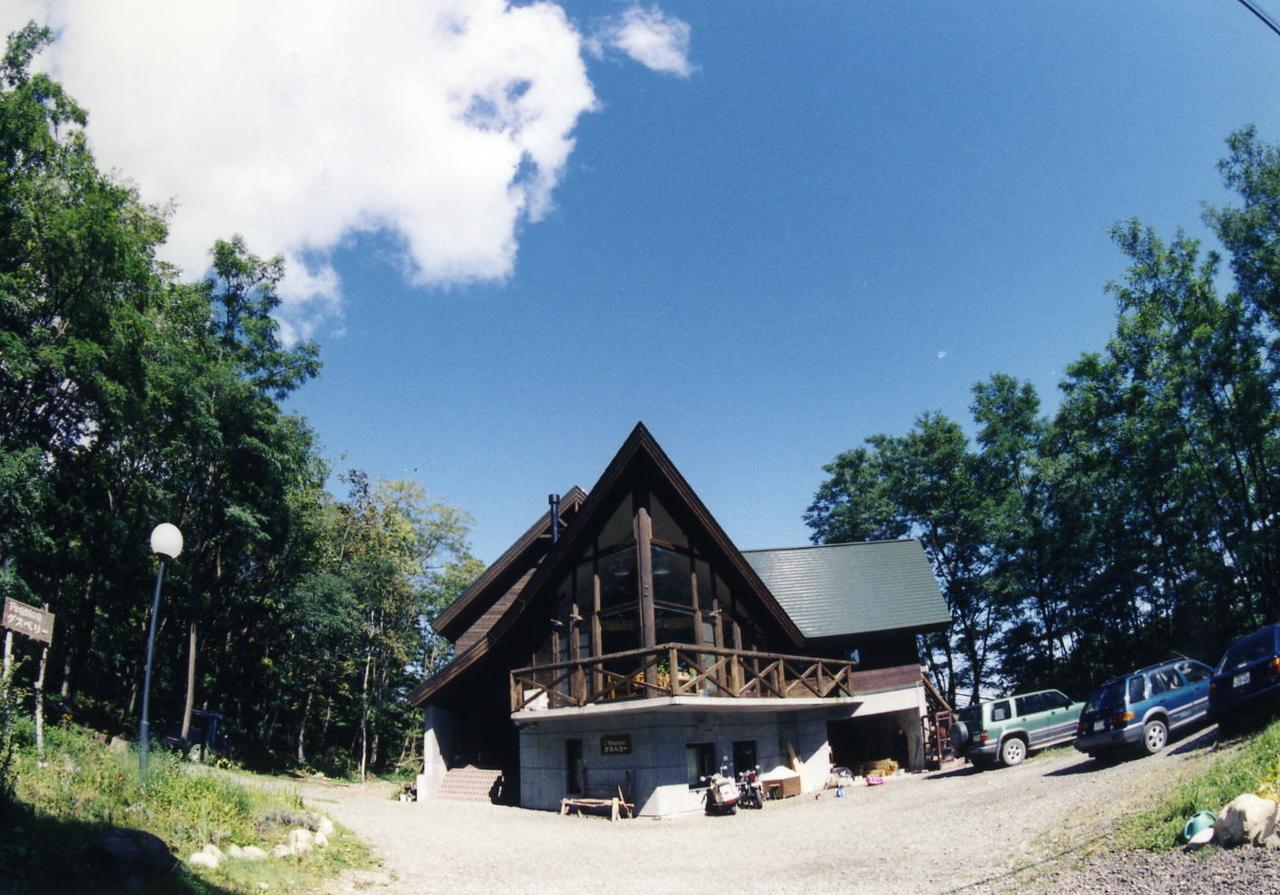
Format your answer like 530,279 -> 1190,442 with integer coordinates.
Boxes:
509,643 -> 861,713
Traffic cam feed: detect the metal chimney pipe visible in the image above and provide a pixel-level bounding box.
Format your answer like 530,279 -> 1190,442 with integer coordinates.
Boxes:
548,493 -> 561,543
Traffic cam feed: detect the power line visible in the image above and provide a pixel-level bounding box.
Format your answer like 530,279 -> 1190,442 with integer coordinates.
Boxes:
1236,0 -> 1280,39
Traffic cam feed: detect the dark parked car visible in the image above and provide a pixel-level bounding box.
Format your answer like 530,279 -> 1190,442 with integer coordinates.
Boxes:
1210,623 -> 1280,734
1074,658 -> 1212,759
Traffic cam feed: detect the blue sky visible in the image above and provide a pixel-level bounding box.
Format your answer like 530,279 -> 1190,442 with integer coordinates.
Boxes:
9,1 -> 1280,563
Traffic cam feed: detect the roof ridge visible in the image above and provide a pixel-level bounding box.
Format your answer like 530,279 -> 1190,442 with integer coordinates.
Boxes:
741,538 -> 918,554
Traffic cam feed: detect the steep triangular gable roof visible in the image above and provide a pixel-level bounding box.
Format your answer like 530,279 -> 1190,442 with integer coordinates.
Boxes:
484,422 -> 806,651
431,485 -> 588,642
410,423 -> 806,708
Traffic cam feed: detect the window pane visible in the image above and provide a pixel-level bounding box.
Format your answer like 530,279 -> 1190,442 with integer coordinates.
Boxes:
655,606 -> 695,643
1179,662 -> 1210,683
575,561 -> 594,612
650,494 -> 689,549
991,701 -> 1010,722
693,558 -> 712,609
687,743 -> 714,787
599,546 -> 636,611
653,547 -> 692,607
732,741 -> 757,775
1128,676 -> 1146,703
596,494 -> 634,553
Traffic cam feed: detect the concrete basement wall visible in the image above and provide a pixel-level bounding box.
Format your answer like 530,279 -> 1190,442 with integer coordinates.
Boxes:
518,708 -> 836,816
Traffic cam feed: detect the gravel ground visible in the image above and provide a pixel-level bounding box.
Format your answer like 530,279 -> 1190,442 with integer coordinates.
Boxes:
284,726 -> 1267,895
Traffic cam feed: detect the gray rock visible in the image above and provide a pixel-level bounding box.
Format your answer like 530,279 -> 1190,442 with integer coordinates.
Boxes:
108,736 -> 130,754
188,851 -> 218,869
287,828 -> 314,854
272,843 -> 294,858
240,845 -> 268,861
85,828 -> 176,892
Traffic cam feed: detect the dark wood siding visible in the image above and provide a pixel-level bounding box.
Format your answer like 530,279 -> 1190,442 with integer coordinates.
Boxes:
456,567 -> 537,653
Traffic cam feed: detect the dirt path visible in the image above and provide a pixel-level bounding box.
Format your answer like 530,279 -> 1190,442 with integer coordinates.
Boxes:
290,728 -> 1232,895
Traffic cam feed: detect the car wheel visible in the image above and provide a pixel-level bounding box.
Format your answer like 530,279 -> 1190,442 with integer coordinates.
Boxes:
999,736 -> 1026,767
1142,719 -> 1168,755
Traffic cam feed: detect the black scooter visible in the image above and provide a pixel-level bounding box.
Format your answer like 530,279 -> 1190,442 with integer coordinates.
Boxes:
736,765 -> 766,809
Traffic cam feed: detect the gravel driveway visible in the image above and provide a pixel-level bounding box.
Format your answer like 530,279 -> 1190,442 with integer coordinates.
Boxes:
293,726 -> 1278,895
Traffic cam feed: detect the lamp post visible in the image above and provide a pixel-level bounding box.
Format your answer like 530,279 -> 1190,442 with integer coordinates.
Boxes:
140,523 -> 182,782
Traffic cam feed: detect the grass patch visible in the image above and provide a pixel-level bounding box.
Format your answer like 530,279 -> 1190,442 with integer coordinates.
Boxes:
1117,717 -> 1280,851
0,720 -> 371,894
1030,744 -> 1075,762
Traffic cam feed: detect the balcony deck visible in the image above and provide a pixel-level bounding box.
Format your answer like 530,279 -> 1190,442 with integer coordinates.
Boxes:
510,642 -> 896,715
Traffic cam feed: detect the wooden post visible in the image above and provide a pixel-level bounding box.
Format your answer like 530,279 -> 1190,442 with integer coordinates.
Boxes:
691,571 -> 704,694
633,488 -> 657,693
731,622 -> 743,695
1,629 -> 12,741
591,573 -> 603,698
34,630 -> 48,755
711,599 -> 724,690
570,603 -> 585,705
668,646 -> 679,696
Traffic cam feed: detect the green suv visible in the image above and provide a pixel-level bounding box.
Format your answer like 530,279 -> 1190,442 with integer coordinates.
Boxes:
950,689 -> 1084,768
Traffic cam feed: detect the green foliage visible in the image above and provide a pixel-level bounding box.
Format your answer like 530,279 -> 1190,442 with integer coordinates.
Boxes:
0,25 -> 484,775
1119,718 -> 1280,850
3,722 -> 370,894
807,126 -> 1280,702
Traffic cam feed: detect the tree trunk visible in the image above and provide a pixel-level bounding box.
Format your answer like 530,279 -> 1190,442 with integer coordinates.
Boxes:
296,689 -> 313,764
180,618 -> 197,741
34,642 -> 48,755
359,639 -> 373,781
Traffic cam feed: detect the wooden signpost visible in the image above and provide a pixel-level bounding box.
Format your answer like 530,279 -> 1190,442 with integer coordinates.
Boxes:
2,597 -> 56,753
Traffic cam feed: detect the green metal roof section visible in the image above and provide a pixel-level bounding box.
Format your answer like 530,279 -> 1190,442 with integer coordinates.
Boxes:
741,539 -> 951,639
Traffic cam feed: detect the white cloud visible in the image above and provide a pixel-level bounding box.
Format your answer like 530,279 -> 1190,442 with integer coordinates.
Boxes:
589,5 -> 694,77
936,350 -> 947,360
2,0 -> 608,339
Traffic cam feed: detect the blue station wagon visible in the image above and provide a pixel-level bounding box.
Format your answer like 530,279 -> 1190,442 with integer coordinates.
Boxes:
1210,623 -> 1280,733
1074,658 -> 1212,759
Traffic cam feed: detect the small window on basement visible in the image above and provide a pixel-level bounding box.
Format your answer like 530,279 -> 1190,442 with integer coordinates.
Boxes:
732,741 -> 757,775
687,743 -> 715,788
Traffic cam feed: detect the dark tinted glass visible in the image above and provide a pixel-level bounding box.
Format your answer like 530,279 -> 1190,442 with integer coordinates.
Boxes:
991,700 -> 1011,722
1086,680 -> 1124,713
1128,676 -> 1146,703
1218,628 -> 1278,673
1148,669 -> 1179,695
1178,661 -> 1211,683
1016,693 -> 1047,716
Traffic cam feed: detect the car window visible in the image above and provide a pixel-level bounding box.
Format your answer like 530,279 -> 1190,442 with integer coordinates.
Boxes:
1015,694 -> 1043,716
991,700 -> 1011,722
1127,675 -> 1146,703
1149,669 -> 1180,695
1049,690 -> 1073,709
1178,661 -> 1210,683
1086,680 -> 1125,713
1218,628 -> 1277,673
